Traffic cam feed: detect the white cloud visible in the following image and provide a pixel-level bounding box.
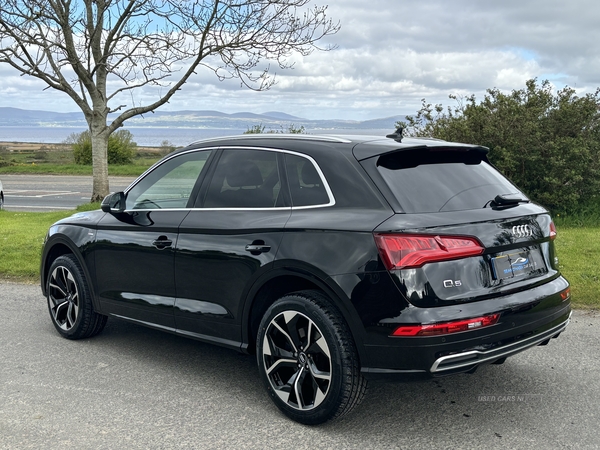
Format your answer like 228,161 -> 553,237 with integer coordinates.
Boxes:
1,0 -> 599,120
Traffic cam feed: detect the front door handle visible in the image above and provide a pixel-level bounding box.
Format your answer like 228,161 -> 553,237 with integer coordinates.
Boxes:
152,235 -> 173,250
245,240 -> 271,255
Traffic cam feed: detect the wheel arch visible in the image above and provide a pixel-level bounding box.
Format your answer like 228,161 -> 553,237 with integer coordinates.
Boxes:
241,267 -> 367,364
41,237 -> 100,311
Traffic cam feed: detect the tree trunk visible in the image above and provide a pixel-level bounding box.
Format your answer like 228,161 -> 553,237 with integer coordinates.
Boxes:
90,122 -> 110,203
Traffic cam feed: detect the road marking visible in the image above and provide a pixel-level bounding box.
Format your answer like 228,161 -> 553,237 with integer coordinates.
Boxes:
6,191 -> 82,198
4,205 -> 73,210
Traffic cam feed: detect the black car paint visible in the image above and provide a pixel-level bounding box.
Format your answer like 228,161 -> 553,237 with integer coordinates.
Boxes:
173,208 -> 290,345
94,210 -> 188,328
376,208 -> 558,306
41,135 -> 570,376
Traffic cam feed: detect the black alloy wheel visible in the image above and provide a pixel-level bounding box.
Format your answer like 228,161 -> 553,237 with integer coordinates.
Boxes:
46,255 -> 107,339
257,290 -> 367,424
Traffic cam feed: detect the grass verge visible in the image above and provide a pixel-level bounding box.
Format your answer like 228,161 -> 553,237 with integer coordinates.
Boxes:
554,227 -> 600,309
0,208 -> 597,309
0,204 -> 99,283
0,145 -> 160,176
0,162 -> 155,177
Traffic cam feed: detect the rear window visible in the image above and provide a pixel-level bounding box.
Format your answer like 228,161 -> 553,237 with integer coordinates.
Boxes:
376,149 -> 526,213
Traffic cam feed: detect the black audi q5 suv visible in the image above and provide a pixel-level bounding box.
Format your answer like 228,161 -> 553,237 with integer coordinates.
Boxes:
41,132 -> 571,424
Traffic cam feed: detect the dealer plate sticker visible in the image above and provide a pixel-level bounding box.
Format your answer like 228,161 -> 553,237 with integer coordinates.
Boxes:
492,251 -> 534,280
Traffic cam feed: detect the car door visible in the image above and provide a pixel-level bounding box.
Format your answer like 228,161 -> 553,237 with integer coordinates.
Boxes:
94,149 -> 214,329
173,148 -> 291,347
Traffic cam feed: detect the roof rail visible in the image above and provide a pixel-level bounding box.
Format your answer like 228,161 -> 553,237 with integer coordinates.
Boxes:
189,134 -> 352,146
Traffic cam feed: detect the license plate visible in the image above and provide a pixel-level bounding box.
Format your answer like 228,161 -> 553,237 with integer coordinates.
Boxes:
491,251 -> 534,280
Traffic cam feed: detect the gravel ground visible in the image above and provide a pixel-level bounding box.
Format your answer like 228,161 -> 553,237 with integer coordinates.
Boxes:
1,282 -> 598,449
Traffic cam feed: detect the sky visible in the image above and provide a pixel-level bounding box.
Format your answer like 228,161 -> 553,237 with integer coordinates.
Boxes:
1,0 -> 599,121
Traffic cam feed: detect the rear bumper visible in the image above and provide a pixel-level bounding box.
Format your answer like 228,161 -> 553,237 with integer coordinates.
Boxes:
430,311 -> 570,373
360,275 -> 571,375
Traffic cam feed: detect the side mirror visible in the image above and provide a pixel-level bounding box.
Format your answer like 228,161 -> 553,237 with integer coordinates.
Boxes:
101,192 -> 126,213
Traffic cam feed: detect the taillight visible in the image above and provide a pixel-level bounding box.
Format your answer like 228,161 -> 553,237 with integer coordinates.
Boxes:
391,314 -> 500,337
374,234 -> 484,270
549,221 -> 557,240
560,287 -> 571,302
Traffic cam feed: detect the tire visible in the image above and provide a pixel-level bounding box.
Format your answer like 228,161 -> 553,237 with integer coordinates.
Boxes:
46,254 -> 107,339
257,290 -> 367,424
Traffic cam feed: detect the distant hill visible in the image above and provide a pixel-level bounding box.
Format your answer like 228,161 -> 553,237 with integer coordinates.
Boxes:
0,107 -> 404,132
0,107 -> 83,125
261,111 -> 305,120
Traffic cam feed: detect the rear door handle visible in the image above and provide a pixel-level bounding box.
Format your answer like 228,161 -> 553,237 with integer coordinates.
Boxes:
152,236 -> 173,250
245,240 -> 271,255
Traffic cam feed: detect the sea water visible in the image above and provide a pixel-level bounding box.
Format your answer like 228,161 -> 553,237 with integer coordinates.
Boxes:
0,126 -> 390,147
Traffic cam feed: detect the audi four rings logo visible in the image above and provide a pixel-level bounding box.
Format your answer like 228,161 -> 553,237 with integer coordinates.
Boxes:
512,225 -> 532,238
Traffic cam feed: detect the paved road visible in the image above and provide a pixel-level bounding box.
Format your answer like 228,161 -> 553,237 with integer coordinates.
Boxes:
1,282 -> 599,449
0,174 -> 137,212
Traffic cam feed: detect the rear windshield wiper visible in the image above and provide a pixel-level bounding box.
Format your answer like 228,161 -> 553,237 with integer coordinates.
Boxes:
484,194 -> 530,209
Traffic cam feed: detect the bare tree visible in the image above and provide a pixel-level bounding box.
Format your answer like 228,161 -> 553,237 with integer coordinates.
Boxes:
0,0 -> 338,201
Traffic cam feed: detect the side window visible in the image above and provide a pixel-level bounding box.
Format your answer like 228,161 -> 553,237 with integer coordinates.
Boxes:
204,149 -> 281,208
285,153 -> 330,207
126,150 -> 212,210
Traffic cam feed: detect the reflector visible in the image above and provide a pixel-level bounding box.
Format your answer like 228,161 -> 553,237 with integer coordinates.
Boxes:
549,222 -> 557,240
391,314 -> 501,337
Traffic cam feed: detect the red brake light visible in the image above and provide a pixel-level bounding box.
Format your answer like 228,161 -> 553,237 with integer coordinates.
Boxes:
560,287 -> 571,302
549,222 -> 557,240
374,234 -> 484,270
391,314 -> 500,337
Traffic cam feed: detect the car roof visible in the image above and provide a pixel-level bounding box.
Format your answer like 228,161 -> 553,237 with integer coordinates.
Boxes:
175,133 -> 489,161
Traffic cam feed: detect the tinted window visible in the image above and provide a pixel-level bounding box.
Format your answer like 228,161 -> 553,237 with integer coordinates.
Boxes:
285,153 -> 330,207
204,149 -> 282,208
126,150 -> 211,210
377,149 -> 526,213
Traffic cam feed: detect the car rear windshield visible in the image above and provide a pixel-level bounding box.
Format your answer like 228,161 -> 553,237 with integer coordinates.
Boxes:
376,149 -> 526,213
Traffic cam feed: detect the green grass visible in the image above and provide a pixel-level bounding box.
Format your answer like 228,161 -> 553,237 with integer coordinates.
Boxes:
0,206 -> 597,309
0,210 -> 72,281
0,203 -> 101,282
0,161 -> 156,176
555,227 -> 600,309
0,147 -> 160,176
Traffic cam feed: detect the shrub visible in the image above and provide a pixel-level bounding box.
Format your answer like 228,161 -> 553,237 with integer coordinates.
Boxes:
398,79 -> 600,215
159,140 -> 177,156
244,124 -> 267,134
68,129 -> 137,165
244,123 -> 306,134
